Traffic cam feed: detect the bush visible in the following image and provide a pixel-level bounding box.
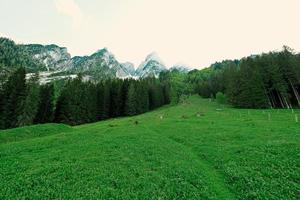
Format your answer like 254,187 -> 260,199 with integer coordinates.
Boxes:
216,92 -> 227,104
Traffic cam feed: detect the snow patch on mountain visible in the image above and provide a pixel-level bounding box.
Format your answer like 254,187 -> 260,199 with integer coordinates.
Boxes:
135,52 -> 167,78
26,71 -> 77,84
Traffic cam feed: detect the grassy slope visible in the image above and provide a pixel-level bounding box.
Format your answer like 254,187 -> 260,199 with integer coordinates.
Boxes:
0,96 -> 299,199
0,124 -> 72,144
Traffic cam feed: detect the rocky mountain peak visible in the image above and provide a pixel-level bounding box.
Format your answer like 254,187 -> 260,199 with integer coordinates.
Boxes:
145,52 -> 164,64
135,52 -> 167,78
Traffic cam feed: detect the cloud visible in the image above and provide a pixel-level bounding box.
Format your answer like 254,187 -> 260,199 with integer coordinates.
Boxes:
54,0 -> 84,28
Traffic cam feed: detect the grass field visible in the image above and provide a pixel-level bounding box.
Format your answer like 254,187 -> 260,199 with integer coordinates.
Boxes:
0,96 -> 299,199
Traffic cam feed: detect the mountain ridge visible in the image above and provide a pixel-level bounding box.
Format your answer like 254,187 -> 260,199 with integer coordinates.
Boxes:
0,37 -> 193,82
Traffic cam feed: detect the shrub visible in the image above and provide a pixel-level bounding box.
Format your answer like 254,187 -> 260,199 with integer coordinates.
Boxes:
216,92 -> 227,104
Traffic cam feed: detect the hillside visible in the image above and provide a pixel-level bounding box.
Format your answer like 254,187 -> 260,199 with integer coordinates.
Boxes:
0,38 -> 45,82
0,96 -> 299,199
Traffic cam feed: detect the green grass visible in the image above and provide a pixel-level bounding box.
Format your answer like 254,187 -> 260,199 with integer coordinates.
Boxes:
0,96 -> 299,199
0,124 -> 72,144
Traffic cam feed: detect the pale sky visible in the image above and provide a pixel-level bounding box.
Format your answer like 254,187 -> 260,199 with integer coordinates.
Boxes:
1,0 -> 300,69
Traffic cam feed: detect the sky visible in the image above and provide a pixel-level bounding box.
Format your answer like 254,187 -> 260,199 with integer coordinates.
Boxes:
1,0 -> 300,69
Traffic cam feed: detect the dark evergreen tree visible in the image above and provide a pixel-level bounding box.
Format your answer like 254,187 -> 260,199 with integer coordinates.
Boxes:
83,82 -> 97,123
149,84 -> 160,110
110,80 -> 122,117
2,67 -> 26,128
125,83 -> 137,116
17,73 -> 40,126
96,82 -> 105,120
137,81 -> 149,113
34,83 -> 54,124
162,82 -> 171,104
120,79 -> 130,115
54,89 -> 71,124
102,80 -> 111,119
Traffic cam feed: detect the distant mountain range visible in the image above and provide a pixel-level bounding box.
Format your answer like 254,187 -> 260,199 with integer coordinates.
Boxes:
24,44 -> 192,80
0,38 -> 192,83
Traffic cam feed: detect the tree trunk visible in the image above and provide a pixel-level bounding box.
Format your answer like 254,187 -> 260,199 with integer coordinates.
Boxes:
263,86 -> 272,108
283,96 -> 290,109
276,91 -> 285,108
289,79 -> 300,107
270,91 -> 276,108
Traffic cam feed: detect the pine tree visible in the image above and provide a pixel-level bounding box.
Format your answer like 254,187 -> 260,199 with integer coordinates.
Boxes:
125,83 -> 137,116
120,79 -> 130,116
55,77 -> 98,125
102,80 -> 111,119
158,83 -> 165,106
2,67 -> 26,128
149,84 -> 160,110
139,81 -> 149,113
96,82 -> 105,120
54,89 -> 71,124
135,82 -> 143,114
162,82 -> 171,104
110,80 -> 122,117
233,58 -> 268,108
17,73 -> 40,126
226,67 -> 242,106
34,83 -> 54,124
83,82 -> 97,123
277,47 -> 300,107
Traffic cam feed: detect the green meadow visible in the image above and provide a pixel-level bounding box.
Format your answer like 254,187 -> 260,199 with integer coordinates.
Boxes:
0,96 -> 299,199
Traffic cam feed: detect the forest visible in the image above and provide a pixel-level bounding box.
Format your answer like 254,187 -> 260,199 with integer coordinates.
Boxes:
184,46 -> 300,109
0,68 -> 170,129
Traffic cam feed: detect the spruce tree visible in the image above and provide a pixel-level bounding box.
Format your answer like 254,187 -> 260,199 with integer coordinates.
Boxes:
83,82 -> 97,123
162,82 -> 171,104
110,80 -> 122,117
139,81 -> 149,113
148,84 -> 158,110
17,73 -> 40,126
34,83 -> 54,124
96,82 -> 105,120
54,89 -> 71,124
2,67 -> 26,128
102,80 -> 111,119
125,83 -> 137,116
120,79 -> 130,115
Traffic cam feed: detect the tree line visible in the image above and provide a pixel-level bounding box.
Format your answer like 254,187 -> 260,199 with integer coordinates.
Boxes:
192,46 -> 300,108
0,68 -> 170,129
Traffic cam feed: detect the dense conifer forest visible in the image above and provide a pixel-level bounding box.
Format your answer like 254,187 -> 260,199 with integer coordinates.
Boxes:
0,68 -> 170,129
185,47 -> 300,108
